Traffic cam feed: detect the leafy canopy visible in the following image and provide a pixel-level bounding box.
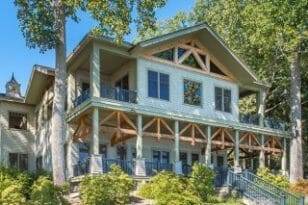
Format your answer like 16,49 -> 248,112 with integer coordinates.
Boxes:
14,0 -> 167,52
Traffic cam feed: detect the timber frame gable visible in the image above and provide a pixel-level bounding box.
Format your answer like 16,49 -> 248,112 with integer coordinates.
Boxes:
141,38 -> 236,82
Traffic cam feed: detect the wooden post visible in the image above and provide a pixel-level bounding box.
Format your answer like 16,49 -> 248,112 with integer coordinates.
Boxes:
259,134 -> 265,169
89,107 -> 102,173
281,137 -> 287,175
90,45 -> 100,97
205,126 -> 212,167
234,130 -> 241,172
135,114 -> 146,176
173,120 -> 182,174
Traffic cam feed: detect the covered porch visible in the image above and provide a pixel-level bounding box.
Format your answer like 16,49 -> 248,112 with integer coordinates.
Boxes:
68,107 -> 287,181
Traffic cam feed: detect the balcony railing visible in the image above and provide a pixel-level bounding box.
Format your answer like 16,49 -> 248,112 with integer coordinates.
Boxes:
240,113 -> 285,131
73,159 -> 90,177
73,89 -> 90,108
101,83 -> 137,104
239,113 -> 260,126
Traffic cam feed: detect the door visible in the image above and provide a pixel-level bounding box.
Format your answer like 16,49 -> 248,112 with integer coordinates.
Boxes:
191,153 -> 199,165
115,75 -> 129,101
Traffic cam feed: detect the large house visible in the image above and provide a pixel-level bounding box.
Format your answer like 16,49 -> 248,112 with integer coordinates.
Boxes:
0,24 -> 288,178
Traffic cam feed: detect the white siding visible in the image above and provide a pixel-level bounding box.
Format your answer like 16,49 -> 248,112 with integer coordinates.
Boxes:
137,58 -> 239,122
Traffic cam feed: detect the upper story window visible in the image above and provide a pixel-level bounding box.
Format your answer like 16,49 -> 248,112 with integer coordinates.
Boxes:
215,87 -> 232,113
184,79 -> 202,106
153,48 -> 174,61
9,112 -> 27,130
148,70 -> 169,100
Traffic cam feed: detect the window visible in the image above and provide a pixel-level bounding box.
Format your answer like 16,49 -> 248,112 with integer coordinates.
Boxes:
9,112 -> 27,130
99,144 -> 107,159
191,153 -> 199,165
152,150 -> 170,164
217,156 -> 224,167
215,87 -> 232,113
182,54 -> 201,69
148,71 -> 169,100
9,153 -> 28,171
180,152 -> 188,165
153,48 -> 174,61
184,79 -> 202,106
36,156 -> 43,171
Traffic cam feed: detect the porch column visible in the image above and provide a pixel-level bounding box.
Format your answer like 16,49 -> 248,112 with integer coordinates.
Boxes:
135,114 -> 146,176
259,134 -> 265,169
234,130 -> 241,172
173,120 -> 182,174
90,107 -> 102,173
90,44 -> 100,98
281,137 -> 287,175
205,126 -> 212,167
257,89 -> 266,127
250,158 -> 254,170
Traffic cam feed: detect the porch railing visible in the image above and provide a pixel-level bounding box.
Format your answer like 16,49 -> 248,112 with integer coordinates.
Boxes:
73,159 -> 90,177
145,161 -> 173,176
73,89 -> 90,108
102,159 -> 135,175
239,113 -> 285,131
100,83 -> 137,104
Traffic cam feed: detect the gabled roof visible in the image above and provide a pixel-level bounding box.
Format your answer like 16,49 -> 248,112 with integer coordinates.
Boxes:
132,23 -> 269,88
24,65 -> 55,105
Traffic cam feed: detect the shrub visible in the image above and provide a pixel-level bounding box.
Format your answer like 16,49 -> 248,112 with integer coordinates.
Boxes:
80,164 -> 134,205
257,167 -> 290,189
30,176 -> 68,205
138,171 -> 202,205
190,163 -> 216,201
0,178 -> 26,205
289,179 -> 308,196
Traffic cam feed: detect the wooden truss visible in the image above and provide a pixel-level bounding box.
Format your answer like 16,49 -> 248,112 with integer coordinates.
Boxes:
179,123 -> 206,146
72,115 -> 91,143
143,117 -> 174,141
211,128 -> 234,149
100,111 -> 137,146
264,136 -> 282,154
239,132 -> 260,152
143,38 -> 235,81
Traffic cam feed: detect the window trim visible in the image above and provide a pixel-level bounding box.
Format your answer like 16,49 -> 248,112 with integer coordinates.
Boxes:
183,78 -> 203,107
214,86 -> 232,113
147,69 -> 170,101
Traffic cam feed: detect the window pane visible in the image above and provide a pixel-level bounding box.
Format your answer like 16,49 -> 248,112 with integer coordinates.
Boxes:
223,89 -> 232,113
178,47 -> 187,58
159,73 -> 169,100
153,150 -> 160,163
153,48 -> 174,61
161,151 -> 169,164
19,154 -> 28,171
36,156 -> 43,171
191,153 -> 199,165
217,156 -> 224,167
9,112 -> 27,130
184,79 -> 202,106
180,152 -> 188,165
9,153 -> 18,169
215,87 -> 223,111
148,71 -> 158,98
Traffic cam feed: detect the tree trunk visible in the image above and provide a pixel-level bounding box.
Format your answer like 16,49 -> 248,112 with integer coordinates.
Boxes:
51,2 -> 66,185
289,52 -> 303,183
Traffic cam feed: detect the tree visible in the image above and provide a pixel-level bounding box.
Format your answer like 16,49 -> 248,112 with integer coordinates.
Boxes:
14,0 -> 167,185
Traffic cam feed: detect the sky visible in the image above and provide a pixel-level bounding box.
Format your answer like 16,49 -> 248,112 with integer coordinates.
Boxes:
0,1 -> 194,95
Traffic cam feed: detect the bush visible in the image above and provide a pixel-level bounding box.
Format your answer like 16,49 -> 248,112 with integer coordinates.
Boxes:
257,167 -> 290,189
0,178 -> 26,205
289,179 -> 308,196
30,176 -> 68,205
80,164 -> 134,205
190,163 -> 216,201
138,166 -> 215,205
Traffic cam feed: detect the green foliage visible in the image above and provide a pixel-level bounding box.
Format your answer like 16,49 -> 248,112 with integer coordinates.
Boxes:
80,164 -> 134,205
14,0 -> 168,52
138,163 -> 216,204
30,176 -> 68,205
138,171 -> 202,205
190,163 -> 216,202
257,167 -> 290,189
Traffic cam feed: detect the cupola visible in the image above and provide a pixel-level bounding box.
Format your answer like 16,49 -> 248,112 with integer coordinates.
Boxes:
6,73 -> 22,98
